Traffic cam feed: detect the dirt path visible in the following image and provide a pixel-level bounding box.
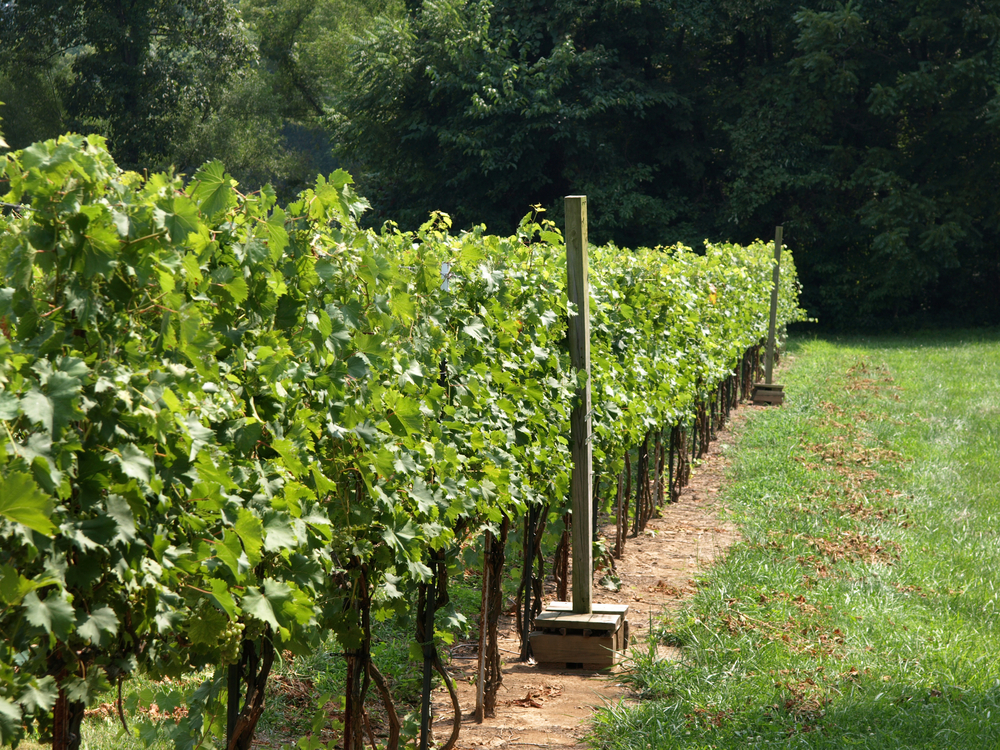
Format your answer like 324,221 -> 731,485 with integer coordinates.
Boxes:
431,409 -> 755,749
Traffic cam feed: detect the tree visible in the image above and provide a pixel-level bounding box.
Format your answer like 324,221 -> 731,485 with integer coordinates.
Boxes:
331,0 -> 723,246
0,0 -> 258,170
721,0 -> 1000,326
332,0 -> 1000,327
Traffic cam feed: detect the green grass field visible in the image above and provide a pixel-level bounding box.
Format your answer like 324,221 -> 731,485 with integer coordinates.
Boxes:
593,329 -> 1000,749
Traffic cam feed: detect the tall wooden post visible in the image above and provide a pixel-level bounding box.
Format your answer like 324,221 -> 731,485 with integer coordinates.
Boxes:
752,226 -> 786,406
527,198 -> 630,668
764,226 -> 783,385
565,196 -> 593,615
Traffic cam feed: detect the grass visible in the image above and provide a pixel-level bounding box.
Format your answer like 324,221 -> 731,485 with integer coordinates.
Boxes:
593,329 -> 1000,749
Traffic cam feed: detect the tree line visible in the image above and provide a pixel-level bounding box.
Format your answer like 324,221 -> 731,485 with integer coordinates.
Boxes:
3,0 -> 1000,328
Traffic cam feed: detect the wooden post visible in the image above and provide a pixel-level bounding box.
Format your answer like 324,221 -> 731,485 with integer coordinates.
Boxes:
531,197 -> 628,669
764,226 -> 783,385
474,532 -> 491,722
565,196 -> 593,615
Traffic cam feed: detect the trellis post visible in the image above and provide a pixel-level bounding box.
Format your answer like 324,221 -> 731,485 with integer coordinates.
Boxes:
753,226 -> 786,405
565,195 -> 593,614
528,196 -> 629,670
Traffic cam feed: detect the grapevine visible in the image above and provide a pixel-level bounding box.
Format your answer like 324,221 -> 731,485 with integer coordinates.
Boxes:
0,135 -> 806,750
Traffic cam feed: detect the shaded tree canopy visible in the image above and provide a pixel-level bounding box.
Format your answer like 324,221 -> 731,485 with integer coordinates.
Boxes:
2,0 -> 999,327
0,0 -> 399,194
0,0 -> 255,169
333,0 -> 1000,328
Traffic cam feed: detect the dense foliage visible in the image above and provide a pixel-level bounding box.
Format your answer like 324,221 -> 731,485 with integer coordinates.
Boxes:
331,0 -> 1000,328
0,135 -> 803,748
4,0 -> 998,327
0,0 -> 398,195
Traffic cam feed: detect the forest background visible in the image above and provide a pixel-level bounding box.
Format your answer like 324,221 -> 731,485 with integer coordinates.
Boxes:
3,0 -> 999,329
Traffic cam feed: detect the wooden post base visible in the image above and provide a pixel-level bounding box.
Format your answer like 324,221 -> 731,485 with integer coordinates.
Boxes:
529,603 -> 629,669
752,383 -> 785,406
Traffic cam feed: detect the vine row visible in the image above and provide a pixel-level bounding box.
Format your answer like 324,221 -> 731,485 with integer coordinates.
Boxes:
0,135 -> 806,750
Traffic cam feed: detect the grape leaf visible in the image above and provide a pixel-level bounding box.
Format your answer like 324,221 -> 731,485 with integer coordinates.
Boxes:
262,512 -> 296,553
0,472 -> 56,536
155,197 -> 200,243
0,564 -> 33,605
76,606 -> 119,647
235,508 -> 263,566
381,518 -> 418,555
0,391 -> 19,420
0,697 -> 22,745
23,591 -> 75,639
105,495 -> 136,543
215,530 -> 245,577
208,579 -> 237,620
116,444 -> 153,483
241,579 -> 293,631
263,207 -> 289,259
191,161 -> 235,219
186,604 -> 226,646
19,390 -> 53,433
17,676 -> 57,713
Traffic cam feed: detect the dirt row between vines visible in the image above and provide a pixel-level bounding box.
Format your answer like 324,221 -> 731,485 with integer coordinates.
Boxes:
428,407 -> 758,749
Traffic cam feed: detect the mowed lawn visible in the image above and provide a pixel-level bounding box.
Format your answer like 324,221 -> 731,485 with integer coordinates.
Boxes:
594,330 -> 1000,749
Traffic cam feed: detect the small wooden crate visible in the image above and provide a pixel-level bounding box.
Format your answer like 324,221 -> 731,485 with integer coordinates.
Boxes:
529,603 -> 629,669
752,383 -> 785,406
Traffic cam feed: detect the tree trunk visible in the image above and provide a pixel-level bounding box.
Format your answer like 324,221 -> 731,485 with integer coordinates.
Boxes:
52,688 -> 86,750
483,517 -> 508,718
227,636 -> 276,750
343,567 -> 374,750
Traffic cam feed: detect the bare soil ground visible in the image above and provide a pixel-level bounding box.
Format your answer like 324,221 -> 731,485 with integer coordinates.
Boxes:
430,409 -> 755,749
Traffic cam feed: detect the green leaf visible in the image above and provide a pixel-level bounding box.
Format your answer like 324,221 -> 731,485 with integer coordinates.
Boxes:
105,495 -> 136,543
117,444 -> 153,483
0,391 -> 18,420
262,512 -> 297,553
76,606 -> 119,647
225,275 -> 249,305
195,453 -> 237,491
245,238 -> 269,264
81,221 -> 119,279
241,579 -> 293,631
20,390 -> 53,433
354,334 -> 386,358
272,438 -> 307,477
390,292 -> 415,323
381,517 -> 418,555
23,591 -> 75,639
392,398 -> 423,436
155,197 -> 201,243
0,472 -> 56,536
191,161 -> 235,218
18,676 -> 57,713
241,587 -> 277,630
408,478 -> 438,515
234,418 -> 263,456
0,564 -> 33,605
263,207 -> 289,259
0,696 -> 22,745
235,508 -> 264,566
208,579 -> 237,620
215,530 -> 246,577
186,604 -> 227,646
462,319 -> 487,342
406,558 -> 433,581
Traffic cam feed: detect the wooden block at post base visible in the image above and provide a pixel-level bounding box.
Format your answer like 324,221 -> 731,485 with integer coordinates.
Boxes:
529,625 -> 627,669
752,383 -> 785,406
545,602 -> 630,616
529,602 -> 630,669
